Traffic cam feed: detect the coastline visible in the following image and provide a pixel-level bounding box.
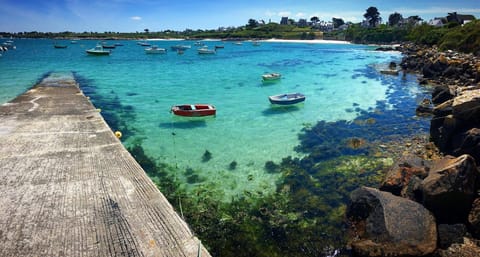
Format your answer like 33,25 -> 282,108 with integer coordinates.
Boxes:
346,43 -> 480,256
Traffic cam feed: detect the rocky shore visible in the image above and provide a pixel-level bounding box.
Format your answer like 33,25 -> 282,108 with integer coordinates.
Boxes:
346,44 -> 480,257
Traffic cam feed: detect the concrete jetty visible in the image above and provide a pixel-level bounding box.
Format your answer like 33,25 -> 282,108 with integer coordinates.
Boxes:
0,73 -> 211,257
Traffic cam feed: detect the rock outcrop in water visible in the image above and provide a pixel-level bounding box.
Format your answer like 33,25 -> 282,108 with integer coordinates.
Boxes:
347,44 -> 480,256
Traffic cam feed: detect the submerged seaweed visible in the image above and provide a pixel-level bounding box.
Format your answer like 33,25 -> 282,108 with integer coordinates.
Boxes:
74,72 -> 137,141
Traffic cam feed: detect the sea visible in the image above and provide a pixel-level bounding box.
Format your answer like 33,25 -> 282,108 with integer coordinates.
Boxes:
0,38 -> 431,256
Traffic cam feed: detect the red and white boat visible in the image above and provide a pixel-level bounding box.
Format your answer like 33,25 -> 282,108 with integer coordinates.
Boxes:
171,104 -> 216,117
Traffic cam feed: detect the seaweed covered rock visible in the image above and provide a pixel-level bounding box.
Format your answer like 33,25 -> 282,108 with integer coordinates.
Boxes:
422,154 -> 479,223
346,187 -> 437,257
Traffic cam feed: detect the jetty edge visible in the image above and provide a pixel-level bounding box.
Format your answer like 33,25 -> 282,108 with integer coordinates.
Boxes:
0,72 -> 211,257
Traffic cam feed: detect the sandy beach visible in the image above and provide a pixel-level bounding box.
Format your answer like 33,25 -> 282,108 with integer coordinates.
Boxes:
261,38 -> 350,44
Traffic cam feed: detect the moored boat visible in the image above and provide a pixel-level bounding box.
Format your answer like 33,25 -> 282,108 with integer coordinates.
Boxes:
268,93 -> 306,105
171,45 -> 191,51
145,45 -> 167,54
171,104 -> 216,117
86,45 -> 111,55
101,44 -> 116,49
198,47 -> 216,54
54,44 -> 68,49
262,73 -> 281,81
137,41 -> 151,46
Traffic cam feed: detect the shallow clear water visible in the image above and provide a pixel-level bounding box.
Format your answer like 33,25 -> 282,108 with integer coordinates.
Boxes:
0,38 -> 423,202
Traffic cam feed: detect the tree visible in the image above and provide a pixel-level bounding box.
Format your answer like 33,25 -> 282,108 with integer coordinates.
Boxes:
406,15 -> 423,25
364,6 -> 381,27
310,16 -> 319,24
332,17 -> 345,28
388,12 -> 403,26
144,28 -> 149,33
246,19 -> 258,29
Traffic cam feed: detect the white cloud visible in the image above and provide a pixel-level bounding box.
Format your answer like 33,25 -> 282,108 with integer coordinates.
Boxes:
278,11 -> 291,17
295,12 -> 306,18
130,16 -> 142,21
264,10 -> 276,17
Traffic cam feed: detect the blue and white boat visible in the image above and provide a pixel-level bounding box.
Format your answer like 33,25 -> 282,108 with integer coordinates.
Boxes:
268,93 -> 306,105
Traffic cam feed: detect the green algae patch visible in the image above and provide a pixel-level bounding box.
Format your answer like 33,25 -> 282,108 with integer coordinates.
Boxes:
127,142 -> 394,257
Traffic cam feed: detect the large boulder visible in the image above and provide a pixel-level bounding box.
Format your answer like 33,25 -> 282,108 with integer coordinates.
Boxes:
347,187 -> 437,257
468,198 -> 480,237
432,85 -> 455,105
452,128 -> 480,164
422,155 -> 479,223
452,88 -> 480,124
437,224 -> 468,249
379,154 -> 429,196
436,237 -> 480,257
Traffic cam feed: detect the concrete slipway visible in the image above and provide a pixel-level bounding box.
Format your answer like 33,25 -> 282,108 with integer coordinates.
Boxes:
0,73 -> 211,257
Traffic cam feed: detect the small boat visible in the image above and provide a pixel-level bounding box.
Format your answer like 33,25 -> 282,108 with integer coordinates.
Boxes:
214,45 -> 224,49
171,45 -> 191,51
54,44 -> 68,49
137,41 -> 151,46
102,44 -> 116,49
269,93 -> 306,105
114,43 -> 124,46
198,47 -> 216,54
171,104 -> 216,117
252,41 -> 261,46
262,73 -> 281,81
194,41 -> 204,46
145,45 -> 167,54
86,45 -> 111,55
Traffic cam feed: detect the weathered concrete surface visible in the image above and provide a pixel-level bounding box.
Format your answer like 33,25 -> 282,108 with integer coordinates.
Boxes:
0,73 -> 211,257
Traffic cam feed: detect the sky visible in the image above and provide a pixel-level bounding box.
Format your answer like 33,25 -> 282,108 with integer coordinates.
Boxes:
0,0 -> 479,33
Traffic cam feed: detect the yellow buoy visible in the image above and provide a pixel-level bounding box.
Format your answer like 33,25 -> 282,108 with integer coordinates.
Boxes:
115,131 -> 122,139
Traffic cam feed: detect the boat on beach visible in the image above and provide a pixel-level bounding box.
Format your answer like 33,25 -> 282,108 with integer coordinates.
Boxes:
262,73 -> 281,81
145,45 -> 167,54
268,93 -> 306,105
86,45 -> 111,55
171,104 -> 216,117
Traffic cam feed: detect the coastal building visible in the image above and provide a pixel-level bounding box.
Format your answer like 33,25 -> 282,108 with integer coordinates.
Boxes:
446,12 -> 476,25
428,18 -> 446,27
280,17 -> 289,25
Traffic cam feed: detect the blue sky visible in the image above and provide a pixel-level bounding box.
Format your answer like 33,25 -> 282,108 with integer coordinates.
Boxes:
0,0 -> 479,32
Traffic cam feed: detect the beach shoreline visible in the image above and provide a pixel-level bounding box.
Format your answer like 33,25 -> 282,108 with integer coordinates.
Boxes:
261,38 -> 350,44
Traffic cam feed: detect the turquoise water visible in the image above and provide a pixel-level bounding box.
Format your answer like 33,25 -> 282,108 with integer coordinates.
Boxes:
0,38 -> 430,255
0,39 -> 414,199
